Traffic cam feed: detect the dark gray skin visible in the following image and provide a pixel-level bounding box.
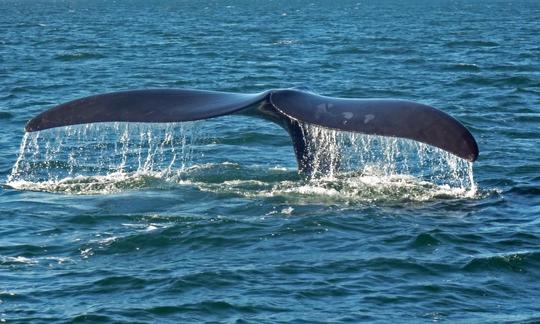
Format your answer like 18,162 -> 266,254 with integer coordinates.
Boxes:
25,88 -> 479,174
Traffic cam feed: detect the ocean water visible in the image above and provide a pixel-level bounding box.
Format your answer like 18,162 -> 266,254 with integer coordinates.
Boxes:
1,0 -> 539,322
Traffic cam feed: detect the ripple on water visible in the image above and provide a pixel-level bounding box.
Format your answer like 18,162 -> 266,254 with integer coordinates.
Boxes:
445,40 -> 500,48
0,111 -> 14,119
54,52 -> 106,61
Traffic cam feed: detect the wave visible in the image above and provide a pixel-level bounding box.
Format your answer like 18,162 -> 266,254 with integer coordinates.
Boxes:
0,255 -> 73,267
462,251 -> 540,273
441,63 -> 481,72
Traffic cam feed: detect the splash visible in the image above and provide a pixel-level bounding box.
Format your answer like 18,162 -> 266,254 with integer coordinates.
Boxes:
6,120 -> 477,200
177,119 -> 478,203
7,122 -> 202,193
299,122 -> 475,190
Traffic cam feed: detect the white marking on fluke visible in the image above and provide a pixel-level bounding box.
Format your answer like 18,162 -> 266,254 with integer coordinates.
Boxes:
342,112 -> 354,120
364,114 -> 375,124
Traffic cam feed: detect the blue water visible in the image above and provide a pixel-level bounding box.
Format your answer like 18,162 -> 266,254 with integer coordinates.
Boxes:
1,0 -> 540,322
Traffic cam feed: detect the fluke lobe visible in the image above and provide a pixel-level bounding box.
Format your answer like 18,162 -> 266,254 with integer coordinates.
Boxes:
25,88 -> 479,173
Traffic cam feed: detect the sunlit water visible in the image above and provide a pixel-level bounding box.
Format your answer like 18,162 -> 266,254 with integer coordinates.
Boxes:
1,0 -> 539,322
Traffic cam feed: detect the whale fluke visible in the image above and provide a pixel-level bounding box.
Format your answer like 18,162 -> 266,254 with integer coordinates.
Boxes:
25,89 -> 269,132
25,88 -> 479,173
270,90 -> 479,162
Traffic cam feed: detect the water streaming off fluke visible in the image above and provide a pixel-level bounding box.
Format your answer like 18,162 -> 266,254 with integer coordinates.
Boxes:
8,122 -> 202,194
6,120 -> 477,201
299,122 -> 475,188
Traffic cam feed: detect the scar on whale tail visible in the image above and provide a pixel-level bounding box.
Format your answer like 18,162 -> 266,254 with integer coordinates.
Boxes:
25,88 -> 479,174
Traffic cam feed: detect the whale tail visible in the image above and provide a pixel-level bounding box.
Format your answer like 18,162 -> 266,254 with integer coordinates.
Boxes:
25,88 -> 479,174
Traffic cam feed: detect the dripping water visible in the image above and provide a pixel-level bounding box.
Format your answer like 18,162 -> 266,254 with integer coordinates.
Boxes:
296,122 -> 477,199
7,122 -> 203,193
6,120 -> 477,200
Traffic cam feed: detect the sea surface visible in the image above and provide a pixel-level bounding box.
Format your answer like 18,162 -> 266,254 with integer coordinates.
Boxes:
1,0 -> 540,322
